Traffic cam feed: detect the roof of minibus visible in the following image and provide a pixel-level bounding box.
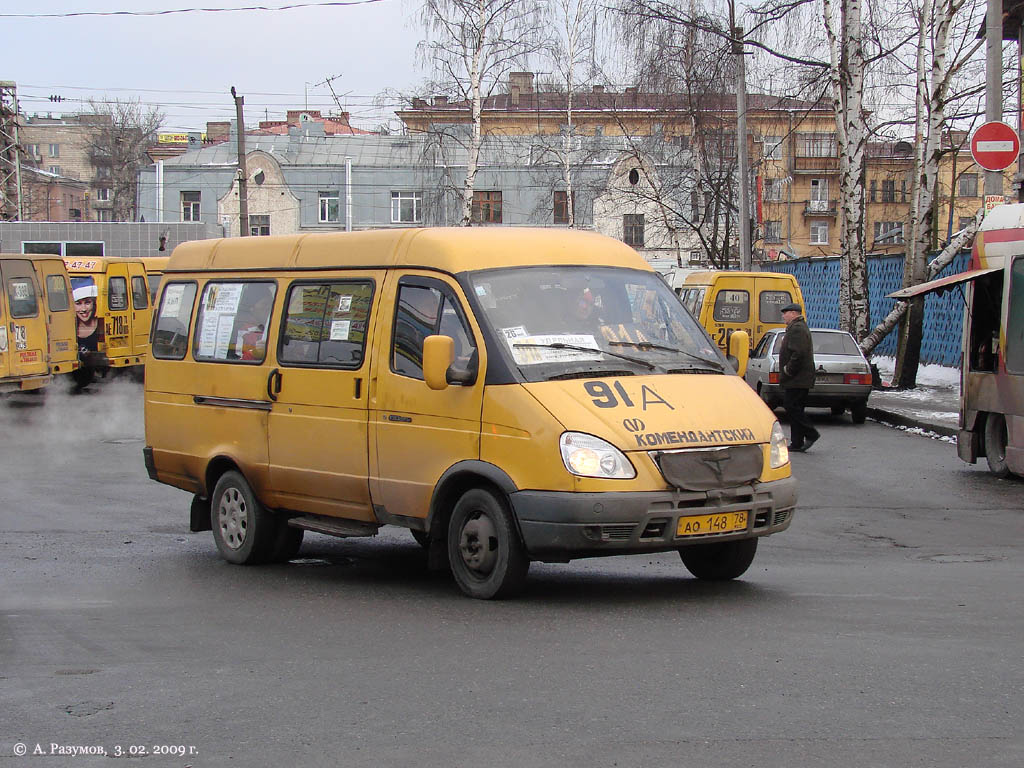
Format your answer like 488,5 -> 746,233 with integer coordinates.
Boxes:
62,256 -> 144,272
137,256 -> 171,271
682,270 -> 800,286
165,228 -> 654,275
1,253 -> 67,264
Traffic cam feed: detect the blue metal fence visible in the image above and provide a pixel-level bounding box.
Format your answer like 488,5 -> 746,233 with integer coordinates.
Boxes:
762,251 -> 970,366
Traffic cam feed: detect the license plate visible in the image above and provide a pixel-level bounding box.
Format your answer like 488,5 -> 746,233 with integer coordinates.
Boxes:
676,510 -> 748,537
815,373 -> 843,384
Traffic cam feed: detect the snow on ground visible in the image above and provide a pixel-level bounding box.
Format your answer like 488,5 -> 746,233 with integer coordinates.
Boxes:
870,355 -> 960,391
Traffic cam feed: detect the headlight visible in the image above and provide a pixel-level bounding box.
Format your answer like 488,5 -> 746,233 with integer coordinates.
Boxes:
769,421 -> 789,468
559,432 -> 636,479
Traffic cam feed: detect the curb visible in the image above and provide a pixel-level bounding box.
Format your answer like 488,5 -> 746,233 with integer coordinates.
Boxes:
865,406 -> 957,438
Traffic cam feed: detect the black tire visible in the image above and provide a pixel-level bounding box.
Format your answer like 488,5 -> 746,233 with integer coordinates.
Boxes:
410,529 -> 431,549
679,537 -> 758,581
830,405 -> 845,416
447,488 -> 529,599
984,413 -> 1011,478
269,524 -> 304,562
850,399 -> 868,424
210,470 -> 277,564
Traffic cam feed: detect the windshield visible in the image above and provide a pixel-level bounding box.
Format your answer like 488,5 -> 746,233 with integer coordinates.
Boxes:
468,266 -> 727,382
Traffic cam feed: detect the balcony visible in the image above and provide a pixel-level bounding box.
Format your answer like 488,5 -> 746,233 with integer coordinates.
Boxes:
804,199 -> 837,217
793,154 -> 839,173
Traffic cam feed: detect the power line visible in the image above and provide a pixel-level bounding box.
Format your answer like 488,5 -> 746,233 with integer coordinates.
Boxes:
0,1 -> 387,19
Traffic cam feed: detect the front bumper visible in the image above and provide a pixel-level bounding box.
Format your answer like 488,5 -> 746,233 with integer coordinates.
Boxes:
510,476 -> 797,562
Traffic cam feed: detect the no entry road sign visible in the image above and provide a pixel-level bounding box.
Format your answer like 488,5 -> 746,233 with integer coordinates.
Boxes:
971,121 -> 1020,171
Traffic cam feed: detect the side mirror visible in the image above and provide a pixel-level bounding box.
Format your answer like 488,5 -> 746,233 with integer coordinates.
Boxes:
727,330 -> 750,377
423,335 -> 454,390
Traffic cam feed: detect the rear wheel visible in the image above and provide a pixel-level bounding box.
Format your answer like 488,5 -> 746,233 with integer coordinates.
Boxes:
679,537 -> 757,580
984,413 -> 1011,478
447,488 -> 529,599
210,470 -> 277,564
269,524 -> 304,562
410,529 -> 431,549
850,399 -> 868,424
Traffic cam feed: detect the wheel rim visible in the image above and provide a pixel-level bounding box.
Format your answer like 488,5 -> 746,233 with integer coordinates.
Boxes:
457,511 -> 499,577
217,487 -> 248,550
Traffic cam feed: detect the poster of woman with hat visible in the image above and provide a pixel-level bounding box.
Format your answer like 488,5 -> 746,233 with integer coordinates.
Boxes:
72,276 -> 101,353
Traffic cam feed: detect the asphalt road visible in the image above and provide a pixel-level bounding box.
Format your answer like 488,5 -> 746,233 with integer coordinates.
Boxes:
2,382 -> 1021,768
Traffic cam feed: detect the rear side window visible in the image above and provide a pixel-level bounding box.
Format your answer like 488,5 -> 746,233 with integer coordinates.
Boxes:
45,274 -> 70,311
193,281 -> 277,363
131,276 -> 149,309
152,282 -> 197,359
713,289 -> 749,322
759,290 -> 793,323
108,276 -> 128,310
8,278 -> 38,318
392,282 -> 475,380
280,281 -> 374,367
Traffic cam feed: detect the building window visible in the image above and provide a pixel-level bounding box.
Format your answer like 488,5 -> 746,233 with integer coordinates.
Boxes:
554,191 -> 575,224
882,180 -> 896,203
249,215 -> 270,236
873,221 -> 904,244
810,178 -> 828,201
763,178 -> 783,202
958,216 -> 974,232
764,135 -> 784,160
690,190 -> 700,220
959,173 -> 978,198
901,180 -> 908,202
96,166 -> 111,179
809,220 -> 829,245
391,191 -> 422,223
471,191 -> 502,224
48,165 -> 61,176
181,191 -> 201,221
688,250 -> 703,265
98,209 -> 114,222
319,191 -> 340,223
97,188 -> 111,202
764,220 -> 782,243
623,213 -> 645,247
803,133 -> 836,157
869,179 -> 877,202
26,143 -> 39,158
48,143 -> 59,158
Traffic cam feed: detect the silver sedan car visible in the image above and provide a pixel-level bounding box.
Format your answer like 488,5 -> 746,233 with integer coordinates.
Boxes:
744,328 -> 874,423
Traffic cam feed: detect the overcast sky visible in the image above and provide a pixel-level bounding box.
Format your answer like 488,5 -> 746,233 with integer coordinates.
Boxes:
3,0 -> 427,133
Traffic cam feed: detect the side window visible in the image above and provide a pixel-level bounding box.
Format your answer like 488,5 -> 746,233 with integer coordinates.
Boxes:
148,275 -> 162,304
751,334 -> 771,359
8,278 -> 39,318
152,282 -> 198,360
131,275 -> 149,309
280,281 -> 374,368
391,281 -> 476,381
193,281 -> 277,363
1007,257 -> 1024,373
759,290 -> 793,324
713,289 -> 749,323
45,274 -> 70,312
108,276 -> 128,310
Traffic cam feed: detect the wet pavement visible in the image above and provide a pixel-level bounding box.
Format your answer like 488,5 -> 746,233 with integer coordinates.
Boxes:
866,380 -> 960,438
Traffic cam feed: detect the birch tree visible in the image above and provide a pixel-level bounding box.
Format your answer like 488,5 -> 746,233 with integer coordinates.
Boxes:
418,0 -> 549,225
86,98 -> 163,221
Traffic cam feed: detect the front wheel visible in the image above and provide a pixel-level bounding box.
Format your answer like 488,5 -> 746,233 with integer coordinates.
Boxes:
984,413 -> 1011,478
447,488 -> 529,599
210,470 -> 277,564
679,537 -> 757,580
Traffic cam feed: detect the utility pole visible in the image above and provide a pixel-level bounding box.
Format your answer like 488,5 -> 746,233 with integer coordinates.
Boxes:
0,81 -> 24,221
984,0 -> 1003,200
231,86 -> 249,237
733,26 -> 751,271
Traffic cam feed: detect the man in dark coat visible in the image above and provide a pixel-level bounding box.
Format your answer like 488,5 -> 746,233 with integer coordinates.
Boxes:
778,302 -> 820,452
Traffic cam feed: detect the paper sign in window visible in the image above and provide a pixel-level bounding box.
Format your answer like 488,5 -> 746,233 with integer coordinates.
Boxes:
330,319 -> 351,341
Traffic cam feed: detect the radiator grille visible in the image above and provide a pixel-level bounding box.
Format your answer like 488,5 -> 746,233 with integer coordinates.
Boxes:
654,444 -> 764,490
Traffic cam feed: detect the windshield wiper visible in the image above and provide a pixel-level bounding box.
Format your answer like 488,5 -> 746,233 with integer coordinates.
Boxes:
512,342 -> 656,370
608,340 -> 725,370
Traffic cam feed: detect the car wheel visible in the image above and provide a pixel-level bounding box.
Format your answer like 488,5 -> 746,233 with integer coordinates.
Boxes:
679,537 -> 757,580
210,470 -> 277,564
447,488 -> 529,599
410,529 -> 431,549
850,399 -> 868,424
984,413 -> 1011,478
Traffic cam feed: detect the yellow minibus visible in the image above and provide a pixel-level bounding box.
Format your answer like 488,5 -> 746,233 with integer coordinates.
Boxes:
144,228 -> 797,598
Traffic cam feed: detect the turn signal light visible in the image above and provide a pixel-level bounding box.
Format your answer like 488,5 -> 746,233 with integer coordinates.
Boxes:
844,373 -> 871,385
768,372 -> 779,384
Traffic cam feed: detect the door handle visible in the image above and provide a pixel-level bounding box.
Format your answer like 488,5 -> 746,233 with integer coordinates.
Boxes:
267,368 -> 282,401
